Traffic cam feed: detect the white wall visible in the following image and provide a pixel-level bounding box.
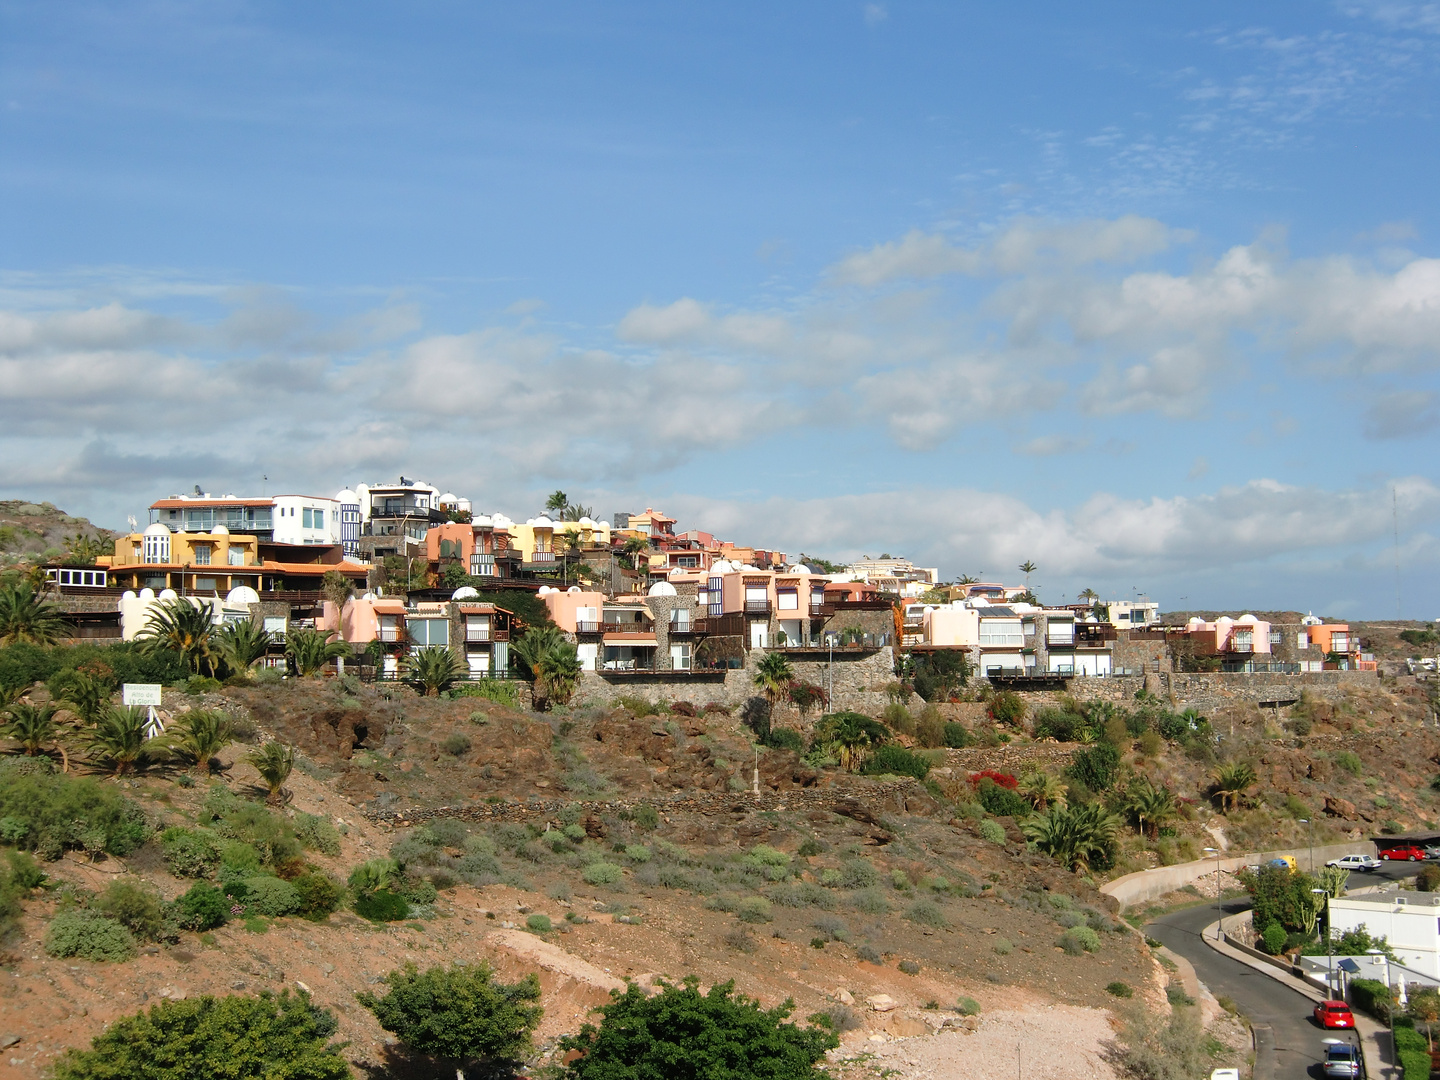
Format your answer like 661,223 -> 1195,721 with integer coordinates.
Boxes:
272,495 -> 341,545
1329,896 -> 1440,980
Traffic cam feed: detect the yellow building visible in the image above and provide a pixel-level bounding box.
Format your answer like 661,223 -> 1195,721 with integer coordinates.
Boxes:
507,514 -> 612,566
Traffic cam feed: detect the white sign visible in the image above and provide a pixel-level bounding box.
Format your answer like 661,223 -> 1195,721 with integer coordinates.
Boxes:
122,683 -> 163,707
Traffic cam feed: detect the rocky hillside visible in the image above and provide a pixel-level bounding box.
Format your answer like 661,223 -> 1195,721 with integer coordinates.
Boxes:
0,501 -> 115,570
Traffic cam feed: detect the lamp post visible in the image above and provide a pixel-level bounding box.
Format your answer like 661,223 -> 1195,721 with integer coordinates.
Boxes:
1313,887 -> 1334,997
1300,817 -> 1314,872
1205,847 -> 1221,939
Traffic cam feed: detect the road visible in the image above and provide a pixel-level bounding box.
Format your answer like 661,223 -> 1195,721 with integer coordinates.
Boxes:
1146,864 -> 1413,1079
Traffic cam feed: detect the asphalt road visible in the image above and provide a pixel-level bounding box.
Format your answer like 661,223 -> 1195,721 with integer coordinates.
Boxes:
1145,864 -> 1413,1080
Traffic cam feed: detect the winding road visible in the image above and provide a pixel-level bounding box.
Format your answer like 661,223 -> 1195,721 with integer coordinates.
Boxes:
1145,864 -> 1413,1079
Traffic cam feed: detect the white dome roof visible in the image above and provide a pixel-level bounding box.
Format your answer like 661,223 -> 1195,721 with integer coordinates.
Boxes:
533,515 -> 553,527
492,514 -> 512,527
143,522 -> 171,536
225,585 -> 260,605
537,586 -> 554,595
1188,616 -> 1206,626
1302,612 -> 1323,626
158,588 -> 178,601
1237,613 -> 1258,623
440,492 -> 458,503
578,516 -> 595,526
451,586 -> 479,600
122,590 -> 137,600
362,591 -> 377,600
138,588 -> 154,599
567,586 -> 582,594
335,488 -> 358,503
473,514 -> 493,527
210,525 -> 229,535
648,581 -> 677,597
711,559 -> 735,573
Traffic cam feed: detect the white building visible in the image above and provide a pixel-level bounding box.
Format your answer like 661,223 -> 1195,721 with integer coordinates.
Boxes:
271,495 -> 342,546
1328,890 -> 1440,980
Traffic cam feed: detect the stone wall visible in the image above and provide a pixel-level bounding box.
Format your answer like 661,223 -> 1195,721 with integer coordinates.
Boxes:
1004,669 -> 1378,715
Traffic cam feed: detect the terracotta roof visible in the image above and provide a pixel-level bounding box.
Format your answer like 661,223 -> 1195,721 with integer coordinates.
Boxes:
150,498 -> 274,509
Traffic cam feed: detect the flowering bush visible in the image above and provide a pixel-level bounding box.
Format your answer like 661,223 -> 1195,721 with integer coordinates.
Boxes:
969,770 -> 1018,790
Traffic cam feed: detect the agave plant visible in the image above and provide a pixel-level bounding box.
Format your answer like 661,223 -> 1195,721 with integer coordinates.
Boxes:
214,620 -> 273,675
403,646 -> 468,697
138,597 -> 218,675
248,741 -> 295,802
173,709 -> 234,772
78,705 -> 169,775
285,628 -> 350,678
0,583 -> 67,647
1022,801 -> 1120,872
2,702 -> 61,757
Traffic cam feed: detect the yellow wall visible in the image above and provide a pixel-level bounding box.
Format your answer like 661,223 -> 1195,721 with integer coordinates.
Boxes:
111,531 -> 260,567
509,520 -> 611,561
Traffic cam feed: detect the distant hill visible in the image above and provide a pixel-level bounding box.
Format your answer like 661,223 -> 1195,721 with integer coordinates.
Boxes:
0,499 -> 117,567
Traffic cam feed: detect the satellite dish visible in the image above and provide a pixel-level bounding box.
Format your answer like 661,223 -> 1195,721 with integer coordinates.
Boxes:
127,515 -> 138,532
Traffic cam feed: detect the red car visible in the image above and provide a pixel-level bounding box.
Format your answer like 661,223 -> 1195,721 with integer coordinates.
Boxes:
1380,846 -> 1426,861
1315,1000 -> 1355,1029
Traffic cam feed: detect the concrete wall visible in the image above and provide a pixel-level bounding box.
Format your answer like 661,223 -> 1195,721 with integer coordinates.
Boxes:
1102,839 -> 1375,908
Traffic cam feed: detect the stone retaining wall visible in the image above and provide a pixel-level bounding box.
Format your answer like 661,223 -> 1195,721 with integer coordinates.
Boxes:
1014,670 -> 1378,715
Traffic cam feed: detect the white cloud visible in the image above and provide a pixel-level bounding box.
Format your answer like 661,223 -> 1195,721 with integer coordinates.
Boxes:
1363,390 -> 1440,439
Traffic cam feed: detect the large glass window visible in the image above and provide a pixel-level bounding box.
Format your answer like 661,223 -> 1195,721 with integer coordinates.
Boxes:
408,619 -> 450,647
193,544 -> 211,565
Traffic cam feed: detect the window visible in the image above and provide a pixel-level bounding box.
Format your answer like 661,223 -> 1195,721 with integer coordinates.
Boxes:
143,531 -> 170,564
193,544 -> 211,565
670,643 -> 692,670
228,546 -> 244,566
1269,630 -> 1282,645
409,618 -> 450,647
670,609 -> 690,631
263,616 -> 287,635
777,589 -> 799,611
195,577 -> 216,591
1297,632 -> 1309,649
979,619 -> 1023,646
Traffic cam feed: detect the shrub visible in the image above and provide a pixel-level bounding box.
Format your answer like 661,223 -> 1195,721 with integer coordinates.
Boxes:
1416,865 -> 1440,892
726,929 -> 759,953
857,944 -> 882,964
957,997 -> 981,1016
1067,742 -> 1121,792
993,937 -> 1013,955
1106,981 -> 1134,998
50,990 -> 348,1080
242,877 -> 300,917
441,732 -> 472,757
942,722 -> 971,748
836,859 -> 880,889
624,844 -> 652,863
810,914 -> 850,942
526,913 -> 552,933
398,875 -> 438,906
173,882 -> 229,931
0,759 -> 151,859
1350,977 -> 1391,1021
860,744 -> 932,780
160,827 -> 221,878
44,910 -> 137,962
812,1004 -> 863,1033
976,777 -> 1030,818
292,814 -> 342,857
765,727 -> 806,754
1058,927 -> 1101,955
736,897 -> 774,924
905,900 -> 947,928
95,879 -> 166,941
988,691 -> 1025,725
450,680 -> 524,708
358,961 -> 542,1072
890,869 -> 912,891
1336,751 -> 1363,777
633,804 -> 660,831
582,861 -> 623,886
797,838 -> 824,858
292,873 -> 343,920
898,959 -> 921,975
559,977 -> 838,1080
355,888 -> 409,922
978,820 -> 1006,844
881,702 -> 914,735
1260,921 -> 1288,955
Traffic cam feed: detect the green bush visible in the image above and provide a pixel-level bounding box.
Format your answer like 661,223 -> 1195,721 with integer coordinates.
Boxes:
941,722 -> 971,748
1106,981 -> 1134,998
582,861 -> 623,886
957,997 -> 980,1015
736,897 -> 774,924
978,820 -> 1006,844
50,990 -> 348,1080
355,888 -> 409,922
241,877 -> 300,917
397,875 -> 438,906
633,804 -> 660,831
897,959 -> 920,975
199,789 -> 301,868
976,777 -> 1030,817
160,827 -> 221,878
624,844 -> 652,863
95,879 -> 166,941
449,680 -> 525,708
358,962 -> 542,1072
904,900 -> 947,928
1336,751 -> 1363,777
526,913 -> 553,933
559,977 -> 838,1080
0,759 -> 150,859
292,873 -> 343,920
219,841 -> 263,880
1395,1025 -> 1430,1080
765,727 -> 806,753
291,813 -> 341,857
441,732 -> 472,756
1260,921 -> 1288,955
835,859 -> 880,889
174,882 -> 229,931
988,691 -> 1025,726
44,910 -> 137,962
1058,927 -> 1101,955
860,744 -> 932,780
1350,978 -> 1391,1021
1067,742 -> 1121,792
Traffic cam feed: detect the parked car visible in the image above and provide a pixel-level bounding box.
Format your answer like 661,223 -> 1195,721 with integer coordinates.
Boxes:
1314,1000 -> 1355,1029
1424,845 -> 1440,860
1210,1070 -> 1240,1080
1379,846 -> 1426,861
1322,1040 -> 1361,1079
1325,854 -> 1381,872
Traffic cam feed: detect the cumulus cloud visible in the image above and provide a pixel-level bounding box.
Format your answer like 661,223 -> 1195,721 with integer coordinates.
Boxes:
1363,390 -> 1440,439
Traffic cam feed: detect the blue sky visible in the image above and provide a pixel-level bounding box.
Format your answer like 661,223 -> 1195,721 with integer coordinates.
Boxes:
3,1 -> 1439,617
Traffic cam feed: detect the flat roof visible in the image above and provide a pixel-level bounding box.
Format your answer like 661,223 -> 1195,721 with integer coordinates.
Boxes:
1373,832 -> 1440,844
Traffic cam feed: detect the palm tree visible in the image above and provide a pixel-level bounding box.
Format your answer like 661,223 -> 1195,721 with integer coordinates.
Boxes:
172,709 -> 233,772
813,711 -> 888,772
0,583 -> 67,646
214,620 -> 273,675
403,646 -> 468,696
138,597 -> 218,675
1018,561 -> 1037,592
52,669 -> 109,726
1022,802 -> 1119,872
2,703 -> 60,756
512,627 -> 582,709
544,491 -> 569,517
1078,588 -> 1099,603
78,705 -> 168,776
752,652 -> 794,709
1019,769 -> 1068,812
1210,762 -> 1257,813
285,628 -> 350,677
1124,777 -> 1178,839
619,535 -> 649,570
956,575 -> 979,586
248,741 -> 295,803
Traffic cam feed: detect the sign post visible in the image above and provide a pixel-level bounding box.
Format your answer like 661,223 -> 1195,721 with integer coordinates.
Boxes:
122,684 -> 165,738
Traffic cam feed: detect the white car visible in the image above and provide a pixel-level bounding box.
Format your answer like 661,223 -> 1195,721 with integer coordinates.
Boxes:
1325,854 -> 1381,872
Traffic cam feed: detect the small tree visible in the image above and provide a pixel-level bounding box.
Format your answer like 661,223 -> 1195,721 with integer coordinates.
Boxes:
560,976 -> 838,1080
137,597 -> 218,676
79,705 -> 168,775
0,583 -> 67,646
357,961 -> 543,1080
285,628 -> 349,678
1210,762 -> 1257,812
403,646 -> 468,697
248,742 -> 295,803
173,709 -> 233,773
50,991 -> 348,1080
752,652 -> 794,709
214,621 -> 273,675
2,703 -> 61,757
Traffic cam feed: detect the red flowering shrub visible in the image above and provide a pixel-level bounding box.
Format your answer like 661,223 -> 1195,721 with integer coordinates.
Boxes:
969,770 -> 1018,790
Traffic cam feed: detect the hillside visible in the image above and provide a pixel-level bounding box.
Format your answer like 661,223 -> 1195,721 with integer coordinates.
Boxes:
5,659 -> 1438,1078
0,501 -> 116,570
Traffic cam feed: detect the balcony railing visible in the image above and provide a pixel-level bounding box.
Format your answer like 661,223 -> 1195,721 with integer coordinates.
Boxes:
668,620 -> 696,634
378,627 -> 403,642
576,620 -> 602,634
465,627 -> 510,643
528,551 -> 556,563
744,600 -> 771,615
470,555 -> 496,576
1228,642 -> 1254,654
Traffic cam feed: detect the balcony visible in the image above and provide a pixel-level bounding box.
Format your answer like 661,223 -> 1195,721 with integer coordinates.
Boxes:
378,627 -> 404,643
744,600 -> 771,615
465,627 -> 510,643
668,620 -> 698,635
575,620 -> 603,634
469,555 -> 496,576
528,550 -> 556,564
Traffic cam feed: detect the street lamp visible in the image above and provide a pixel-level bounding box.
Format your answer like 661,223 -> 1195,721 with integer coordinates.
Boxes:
1204,847 -> 1221,939
1313,887 -> 1334,997
1300,817 -> 1314,873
